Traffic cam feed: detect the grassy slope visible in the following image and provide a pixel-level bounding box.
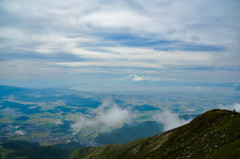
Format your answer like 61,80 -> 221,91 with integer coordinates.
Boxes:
0,141 -> 72,159
70,109 -> 240,159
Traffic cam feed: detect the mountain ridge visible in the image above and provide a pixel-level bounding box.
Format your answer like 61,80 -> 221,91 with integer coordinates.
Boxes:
69,109 -> 240,159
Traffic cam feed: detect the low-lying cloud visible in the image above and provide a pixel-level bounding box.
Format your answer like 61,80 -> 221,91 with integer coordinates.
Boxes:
153,103 -> 240,132
220,103 -> 240,112
154,109 -> 192,131
71,99 -> 239,135
71,98 -> 195,134
71,98 -> 132,134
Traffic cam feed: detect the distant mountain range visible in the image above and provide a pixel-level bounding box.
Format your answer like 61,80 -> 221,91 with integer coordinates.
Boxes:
70,109 -> 240,159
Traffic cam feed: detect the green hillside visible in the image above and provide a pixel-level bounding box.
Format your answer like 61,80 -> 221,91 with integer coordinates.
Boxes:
70,109 -> 240,159
0,141 -> 83,159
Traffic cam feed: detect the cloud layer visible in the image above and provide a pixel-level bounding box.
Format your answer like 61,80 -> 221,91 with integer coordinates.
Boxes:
0,0 -> 239,89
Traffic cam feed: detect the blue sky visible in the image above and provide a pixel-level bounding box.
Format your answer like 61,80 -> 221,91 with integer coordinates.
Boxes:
0,0 -> 239,92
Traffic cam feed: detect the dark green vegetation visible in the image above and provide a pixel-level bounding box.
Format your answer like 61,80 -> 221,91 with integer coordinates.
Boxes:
95,121 -> 163,144
70,109 -> 240,159
0,101 -> 42,114
179,114 -> 199,120
15,116 -> 29,121
95,114 -> 199,145
0,141 -> 84,159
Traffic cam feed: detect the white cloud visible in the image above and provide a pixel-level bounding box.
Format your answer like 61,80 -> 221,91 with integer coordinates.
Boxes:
1,0 -> 239,53
98,105 -> 130,127
0,0 -> 239,87
128,74 -> 176,81
80,9 -> 151,29
15,130 -> 26,136
71,98 -> 132,134
154,109 -> 192,131
220,103 -> 240,112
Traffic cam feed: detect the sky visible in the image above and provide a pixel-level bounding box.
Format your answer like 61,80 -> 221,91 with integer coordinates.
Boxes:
0,0 -> 240,93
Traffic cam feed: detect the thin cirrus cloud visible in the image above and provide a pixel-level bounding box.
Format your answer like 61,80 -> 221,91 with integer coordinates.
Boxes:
0,0 -> 239,89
